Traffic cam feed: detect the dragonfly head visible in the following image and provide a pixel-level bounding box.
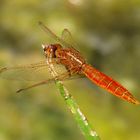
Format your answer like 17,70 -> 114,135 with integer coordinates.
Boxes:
42,44 -> 61,58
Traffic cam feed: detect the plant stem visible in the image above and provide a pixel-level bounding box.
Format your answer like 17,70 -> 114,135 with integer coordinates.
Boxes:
55,80 -> 100,140
46,55 -> 100,140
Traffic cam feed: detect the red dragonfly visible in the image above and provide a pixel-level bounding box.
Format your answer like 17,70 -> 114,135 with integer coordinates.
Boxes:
0,22 -> 139,105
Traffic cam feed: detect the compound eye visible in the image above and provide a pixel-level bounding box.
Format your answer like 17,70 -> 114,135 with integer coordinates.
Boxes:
42,44 -> 48,51
42,44 -> 57,58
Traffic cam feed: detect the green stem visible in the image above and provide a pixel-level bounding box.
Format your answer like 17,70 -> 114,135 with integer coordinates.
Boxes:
55,80 -> 100,140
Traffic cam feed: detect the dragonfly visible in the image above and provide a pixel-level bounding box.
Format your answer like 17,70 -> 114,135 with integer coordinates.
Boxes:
0,22 -> 139,105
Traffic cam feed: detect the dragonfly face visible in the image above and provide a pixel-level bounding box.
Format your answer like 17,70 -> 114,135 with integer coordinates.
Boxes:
42,44 -> 62,58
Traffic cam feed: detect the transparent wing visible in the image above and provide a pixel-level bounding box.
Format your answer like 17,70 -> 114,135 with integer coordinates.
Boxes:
61,28 -> 79,50
61,28 -> 73,43
0,59 -> 85,82
0,59 -> 68,81
17,70 -> 85,93
39,22 -> 73,48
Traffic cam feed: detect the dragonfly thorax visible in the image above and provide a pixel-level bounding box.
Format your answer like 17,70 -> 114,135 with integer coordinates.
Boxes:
55,46 -> 86,74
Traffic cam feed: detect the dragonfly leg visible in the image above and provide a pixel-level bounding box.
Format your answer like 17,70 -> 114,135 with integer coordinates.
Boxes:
16,79 -> 53,93
17,70 -> 72,93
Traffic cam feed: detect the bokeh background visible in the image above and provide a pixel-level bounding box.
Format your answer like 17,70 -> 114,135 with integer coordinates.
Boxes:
0,0 -> 140,140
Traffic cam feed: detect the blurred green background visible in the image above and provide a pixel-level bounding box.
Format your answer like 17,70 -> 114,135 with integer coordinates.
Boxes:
0,0 -> 140,140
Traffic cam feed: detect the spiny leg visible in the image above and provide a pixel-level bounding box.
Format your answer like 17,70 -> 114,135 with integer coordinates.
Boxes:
16,79 -> 53,93
17,70 -> 72,93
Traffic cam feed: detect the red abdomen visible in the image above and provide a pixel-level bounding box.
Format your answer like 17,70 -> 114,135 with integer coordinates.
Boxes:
82,64 -> 139,104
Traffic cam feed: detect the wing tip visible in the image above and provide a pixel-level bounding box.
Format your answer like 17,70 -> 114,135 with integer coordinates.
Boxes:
16,89 -> 23,93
